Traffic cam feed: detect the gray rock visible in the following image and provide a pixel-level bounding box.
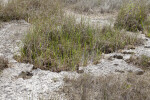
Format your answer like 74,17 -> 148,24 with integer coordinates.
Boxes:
135,70 -> 144,75
122,51 -> 134,54
144,45 -> 150,48
113,55 -> 123,59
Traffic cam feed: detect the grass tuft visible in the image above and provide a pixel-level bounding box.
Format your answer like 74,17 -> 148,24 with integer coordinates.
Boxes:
0,57 -> 8,72
126,55 -> 150,70
114,0 -> 148,32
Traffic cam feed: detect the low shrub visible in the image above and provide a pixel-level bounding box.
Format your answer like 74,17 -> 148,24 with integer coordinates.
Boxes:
115,0 -> 148,31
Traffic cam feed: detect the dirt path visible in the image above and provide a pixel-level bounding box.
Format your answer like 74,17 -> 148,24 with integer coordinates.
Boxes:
0,11 -> 150,100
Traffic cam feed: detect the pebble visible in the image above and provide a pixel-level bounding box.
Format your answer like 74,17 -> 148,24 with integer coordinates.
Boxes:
113,55 -> 123,59
135,70 -> 145,75
144,45 -> 150,48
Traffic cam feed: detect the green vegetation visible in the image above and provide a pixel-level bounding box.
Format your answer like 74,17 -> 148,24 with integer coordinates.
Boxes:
19,20 -> 140,72
63,73 -> 150,100
0,0 -> 144,72
6,0 -> 140,72
115,0 -> 148,31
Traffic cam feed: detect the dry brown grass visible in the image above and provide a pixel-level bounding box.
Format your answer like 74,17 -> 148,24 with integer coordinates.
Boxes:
0,57 -> 8,72
63,73 -> 150,100
0,0 -> 62,22
126,55 -> 150,70
62,0 -> 129,14
114,0 -> 149,32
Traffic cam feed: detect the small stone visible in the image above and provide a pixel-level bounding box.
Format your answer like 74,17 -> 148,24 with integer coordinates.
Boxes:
145,38 -> 149,41
122,51 -> 134,54
135,70 -> 144,75
144,45 -> 150,48
114,64 -> 119,66
115,69 -> 125,73
107,56 -> 113,61
77,70 -> 84,74
113,55 -> 123,59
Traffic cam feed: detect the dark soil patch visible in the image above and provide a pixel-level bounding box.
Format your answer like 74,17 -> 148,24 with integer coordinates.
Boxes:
0,57 -> 8,72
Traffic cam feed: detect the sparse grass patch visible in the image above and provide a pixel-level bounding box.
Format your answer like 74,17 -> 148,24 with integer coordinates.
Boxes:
4,0 -> 141,72
63,73 -> 150,100
115,0 -> 148,32
126,55 -> 150,70
0,57 -> 8,72
0,0 -> 62,22
20,18 -> 102,71
62,0 -> 128,14
19,18 -> 141,72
